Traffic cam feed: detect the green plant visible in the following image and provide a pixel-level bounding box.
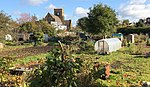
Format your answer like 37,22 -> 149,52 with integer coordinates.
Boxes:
122,38 -> 127,46
77,3 -> 118,38
124,44 -> 144,55
29,42 -> 83,87
134,34 -> 147,43
146,38 -> 150,46
117,27 -> 150,35
77,39 -> 94,53
0,57 -> 15,82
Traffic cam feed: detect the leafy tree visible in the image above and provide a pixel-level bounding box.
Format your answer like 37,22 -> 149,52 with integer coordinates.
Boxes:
77,17 -> 89,31
32,31 -> 44,46
122,19 -> 129,26
136,19 -> 145,27
37,20 -> 56,37
77,3 -> 118,38
19,22 -> 33,32
0,11 -> 16,40
18,20 -> 56,46
19,20 -> 55,36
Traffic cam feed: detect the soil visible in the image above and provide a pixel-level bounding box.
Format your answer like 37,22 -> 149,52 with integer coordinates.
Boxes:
0,46 -> 52,58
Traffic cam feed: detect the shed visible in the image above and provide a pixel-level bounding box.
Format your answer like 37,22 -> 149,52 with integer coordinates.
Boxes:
127,34 -> 134,43
94,38 -> 122,54
17,33 -> 30,41
112,33 -> 123,41
44,34 -> 49,42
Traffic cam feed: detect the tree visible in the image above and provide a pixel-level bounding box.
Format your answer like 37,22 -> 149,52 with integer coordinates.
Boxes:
17,13 -> 32,24
18,20 -> 56,46
19,20 -> 55,36
31,15 -> 38,22
38,20 -> 56,36
136,19 -> 145,27
77,3 -> 118,38
0,11 -> 16,40
122,19 -> 129,26
77,17 -> 88,31
32,31 -> 44,46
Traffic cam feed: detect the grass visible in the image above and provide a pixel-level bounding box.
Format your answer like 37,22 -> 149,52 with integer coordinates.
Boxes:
0,42 -> 48,52
1,41 -> 150,86
12,53 -> 49,67
75,47 -> 150,86
0,45 -> 32,52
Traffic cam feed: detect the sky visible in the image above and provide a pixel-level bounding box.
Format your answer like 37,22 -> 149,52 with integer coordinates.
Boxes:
0,0 -> 150,26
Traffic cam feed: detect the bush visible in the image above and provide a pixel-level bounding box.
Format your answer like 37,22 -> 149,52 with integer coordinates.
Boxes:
0,57 -> 15,82
29,45 -> 83,87
122,38 -> 127,46
134,34 -> 147,43
146,38 -> 150,46
77,39 -> 94,53
124,43 -> 145,55
117,27 -> 150,35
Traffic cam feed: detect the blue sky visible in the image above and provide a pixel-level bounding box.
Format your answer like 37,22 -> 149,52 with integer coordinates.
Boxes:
0,0 -> 150,26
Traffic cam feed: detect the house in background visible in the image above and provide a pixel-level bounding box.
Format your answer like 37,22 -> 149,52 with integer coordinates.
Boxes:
44,8 -> 72,30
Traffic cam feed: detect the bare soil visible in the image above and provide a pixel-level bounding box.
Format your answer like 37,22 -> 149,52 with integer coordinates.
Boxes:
0,46 -> 52,58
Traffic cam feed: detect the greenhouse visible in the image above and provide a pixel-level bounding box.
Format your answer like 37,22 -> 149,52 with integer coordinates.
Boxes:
94,38 -> 122,54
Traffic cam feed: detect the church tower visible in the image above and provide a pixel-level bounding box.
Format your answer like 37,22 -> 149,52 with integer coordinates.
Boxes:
54,8 -> 64,24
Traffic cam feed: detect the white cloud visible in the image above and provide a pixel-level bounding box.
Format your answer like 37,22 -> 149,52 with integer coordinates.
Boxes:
45,4 -> 56,11
129,0 -> 146,5
27,0 -> 48,6
119,0 -> 150,22
74,7 -> 89,17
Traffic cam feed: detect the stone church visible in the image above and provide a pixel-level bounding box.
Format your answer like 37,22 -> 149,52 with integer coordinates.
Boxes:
44,8 -> 72,30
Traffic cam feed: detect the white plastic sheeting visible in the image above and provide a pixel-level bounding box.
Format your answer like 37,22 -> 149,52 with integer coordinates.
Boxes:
5,34 -> 12,41
94,38 -> 122,54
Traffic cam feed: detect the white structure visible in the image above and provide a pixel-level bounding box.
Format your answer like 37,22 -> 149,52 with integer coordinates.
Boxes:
5,34 -> 13,41
51,22 -> 67,30
127,34 -> 134,43
44,34 -> 49,42
57,31 -> 76,37
94,38 -> 122,54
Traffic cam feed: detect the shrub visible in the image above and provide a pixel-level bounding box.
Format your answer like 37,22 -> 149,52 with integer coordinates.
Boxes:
117,27 -> 150,35
124,43 -> 145,55
29,44 -> 83,87
77,39 -> 94,53
134,34 -> 147,43
146,38 -> 150,46
122,37 -> 128,46
0,57 -> 15,82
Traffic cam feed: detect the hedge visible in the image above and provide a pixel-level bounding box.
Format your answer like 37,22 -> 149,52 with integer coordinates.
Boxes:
117,27 -> 150,35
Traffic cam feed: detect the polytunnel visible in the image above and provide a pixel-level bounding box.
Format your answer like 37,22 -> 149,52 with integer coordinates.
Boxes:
94,38 -> 122,54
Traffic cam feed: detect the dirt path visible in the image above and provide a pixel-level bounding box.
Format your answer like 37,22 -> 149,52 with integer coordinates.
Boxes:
0,46 -> 52,58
